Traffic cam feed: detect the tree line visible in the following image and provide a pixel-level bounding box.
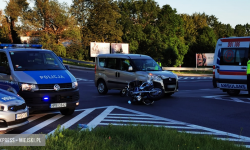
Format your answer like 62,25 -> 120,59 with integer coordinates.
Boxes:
0,0 -> 249,67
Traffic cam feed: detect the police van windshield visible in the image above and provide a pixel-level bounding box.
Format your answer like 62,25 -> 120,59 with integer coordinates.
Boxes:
9,51 -> 65,71
130,59 -> 162,71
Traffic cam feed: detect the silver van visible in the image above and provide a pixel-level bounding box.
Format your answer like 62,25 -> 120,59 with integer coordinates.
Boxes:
94,54 -> 178,96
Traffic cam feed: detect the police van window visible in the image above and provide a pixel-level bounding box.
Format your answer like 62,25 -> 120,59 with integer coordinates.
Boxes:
0,53 -> 9,68
220,48 -> 248,66
120,59 -> 130,71
9,51 -> 65,71
106,58 -> 119,69
99,58 -> 106,68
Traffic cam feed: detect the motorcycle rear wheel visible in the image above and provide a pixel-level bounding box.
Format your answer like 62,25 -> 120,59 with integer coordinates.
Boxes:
148,87 -> 164,100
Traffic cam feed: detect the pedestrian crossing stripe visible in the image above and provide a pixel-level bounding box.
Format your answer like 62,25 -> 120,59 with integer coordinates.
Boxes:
8,106 -> 250,148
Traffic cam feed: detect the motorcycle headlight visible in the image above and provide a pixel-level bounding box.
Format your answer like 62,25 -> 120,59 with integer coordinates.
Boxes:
72,81 -> 78,89
21,83 -> 39,91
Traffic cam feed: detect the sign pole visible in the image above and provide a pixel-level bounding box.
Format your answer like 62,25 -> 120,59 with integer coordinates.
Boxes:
196,53 -> 197,72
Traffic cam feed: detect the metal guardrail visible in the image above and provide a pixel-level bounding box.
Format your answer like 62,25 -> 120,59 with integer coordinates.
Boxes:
62,58 -> 212,71
163,67 -> 213,71
62,58 -> 95,65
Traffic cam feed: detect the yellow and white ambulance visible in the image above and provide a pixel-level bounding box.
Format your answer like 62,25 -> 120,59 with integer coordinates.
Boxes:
213,37 -> 250,96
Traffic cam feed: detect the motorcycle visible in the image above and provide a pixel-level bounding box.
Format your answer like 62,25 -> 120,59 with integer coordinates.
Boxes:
121,75 -> 164,105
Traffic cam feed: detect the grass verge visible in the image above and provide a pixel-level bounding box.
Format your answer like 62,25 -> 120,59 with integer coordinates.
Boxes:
63,60 -> 95,68
172,70 -> 213,74
1,125 -> 247,150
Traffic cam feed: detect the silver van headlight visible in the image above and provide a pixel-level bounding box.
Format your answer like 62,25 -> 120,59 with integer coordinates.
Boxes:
72,81 -> 78,89
21,84 -> 39,91
148,73 -> 162,82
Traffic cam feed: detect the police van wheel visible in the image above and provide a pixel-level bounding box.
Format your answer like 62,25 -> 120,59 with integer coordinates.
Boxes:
227,90 -> 240,96
97,80 -> 108,95
60,108 -> 75,115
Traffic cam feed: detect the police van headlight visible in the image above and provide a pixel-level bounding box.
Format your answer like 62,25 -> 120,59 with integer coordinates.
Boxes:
21,84 -> 39,91
72,81 -> 78,89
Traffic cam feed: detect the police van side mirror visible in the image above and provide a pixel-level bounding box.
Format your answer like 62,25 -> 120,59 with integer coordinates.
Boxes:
65,65 -> 70,71
0,66 -> 11,75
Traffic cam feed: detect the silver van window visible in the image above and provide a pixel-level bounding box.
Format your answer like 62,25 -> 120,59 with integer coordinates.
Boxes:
120,59 -> 130,71
130,59 -> 162,71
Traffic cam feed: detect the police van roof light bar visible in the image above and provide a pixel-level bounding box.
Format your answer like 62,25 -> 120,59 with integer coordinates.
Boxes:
0,44 -> 42,49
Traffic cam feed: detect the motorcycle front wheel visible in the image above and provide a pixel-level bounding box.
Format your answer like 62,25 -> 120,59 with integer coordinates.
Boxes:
142,99 -> 154,105
148,87 -> 164,100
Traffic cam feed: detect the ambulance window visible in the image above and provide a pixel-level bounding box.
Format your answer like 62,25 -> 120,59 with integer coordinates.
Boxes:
220,48 -> 248,66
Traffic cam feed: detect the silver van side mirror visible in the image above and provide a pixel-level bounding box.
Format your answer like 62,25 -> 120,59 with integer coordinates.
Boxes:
128,66 -> 133,71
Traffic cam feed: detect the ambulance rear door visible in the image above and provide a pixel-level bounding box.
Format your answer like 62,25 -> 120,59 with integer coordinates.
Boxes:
218,38 -> 250,91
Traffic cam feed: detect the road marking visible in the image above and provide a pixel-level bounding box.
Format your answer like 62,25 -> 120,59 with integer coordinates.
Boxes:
231,98 -> 244,103
178,77 -> 183,79
105,116 -> 164,120
81,106 -> 115,131
21,114 -> 64,134
28,114 -> 49,123
103,119 -> 187,125
197,77 -> 201,79
99,123 -> 193,129
47,108 -> 95,138
191,77 -> 194,79
108,114 -> 149,117
184,77 -> 188,79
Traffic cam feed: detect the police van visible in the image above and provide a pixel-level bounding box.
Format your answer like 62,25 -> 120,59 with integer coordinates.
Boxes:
0,89 -> 29,132
213,37 -> 250,96
0,44 -> 79,115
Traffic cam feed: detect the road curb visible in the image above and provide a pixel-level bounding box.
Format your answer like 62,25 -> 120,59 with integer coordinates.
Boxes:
65,64 -> 213,77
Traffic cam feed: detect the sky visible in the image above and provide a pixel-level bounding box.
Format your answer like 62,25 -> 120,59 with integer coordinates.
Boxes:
0,0 -> 249,28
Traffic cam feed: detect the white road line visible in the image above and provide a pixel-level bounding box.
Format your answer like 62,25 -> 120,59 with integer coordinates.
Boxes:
178,77 -> 183,79
200,89 -> 211,90
98,123 -> 193,129
108,114 -> 149,117
197,77 -> 201,79
115,106 -> 250,143
247,98 -> 250,101
81,106 -> 115,131
47,108 -> 95,138
184,77 -> 188,79
103,119 -> 185,125
105,116 -> 163,120
191,77 -> 194,79
231,98 -> 245,103
28,114 -> 49,123
203,77 -> 207,79
21,114 -> 64,134
215,138 -> 245,142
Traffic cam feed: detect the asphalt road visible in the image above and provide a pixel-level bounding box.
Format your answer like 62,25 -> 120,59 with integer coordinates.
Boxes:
7,69 -> 250,147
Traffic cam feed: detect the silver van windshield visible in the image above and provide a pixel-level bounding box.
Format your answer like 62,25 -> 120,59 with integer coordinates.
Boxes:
9,51 -> 65,71
130,59 -> 162,71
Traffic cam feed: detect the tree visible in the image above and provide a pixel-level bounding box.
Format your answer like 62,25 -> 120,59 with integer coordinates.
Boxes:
234,24 -> 246,37
0,10 -> 11,43
157,5 -> 188,66
22,0 -> 79,57
4,0 -> 29,43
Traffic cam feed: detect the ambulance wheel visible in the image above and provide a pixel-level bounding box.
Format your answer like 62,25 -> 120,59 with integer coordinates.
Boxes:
60,108 -> 75,115
227,90 -> 240,96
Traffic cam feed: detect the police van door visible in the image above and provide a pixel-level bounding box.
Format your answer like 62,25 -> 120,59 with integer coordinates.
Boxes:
218,46 -> 248,93
0,52 -> 13,91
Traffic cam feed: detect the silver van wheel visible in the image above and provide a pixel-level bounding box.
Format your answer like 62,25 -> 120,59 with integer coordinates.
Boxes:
97,80 -> 108,95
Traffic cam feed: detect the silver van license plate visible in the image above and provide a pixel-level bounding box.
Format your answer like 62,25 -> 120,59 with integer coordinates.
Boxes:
16,112 -> 28,120
167,85 -> 176,88
50,103 -> 67,108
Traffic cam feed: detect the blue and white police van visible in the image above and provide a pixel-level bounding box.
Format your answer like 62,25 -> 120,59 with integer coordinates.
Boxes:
0,89 -> 29,132
0,44 -> 79,115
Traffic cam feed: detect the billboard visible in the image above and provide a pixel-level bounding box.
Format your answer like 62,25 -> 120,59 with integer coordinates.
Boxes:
196,53 -> 214,66
111,43 -> 129,54
90,42 -> 110,57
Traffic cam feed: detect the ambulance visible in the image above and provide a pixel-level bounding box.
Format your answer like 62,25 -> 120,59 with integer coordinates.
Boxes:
213,37 -> 250,96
